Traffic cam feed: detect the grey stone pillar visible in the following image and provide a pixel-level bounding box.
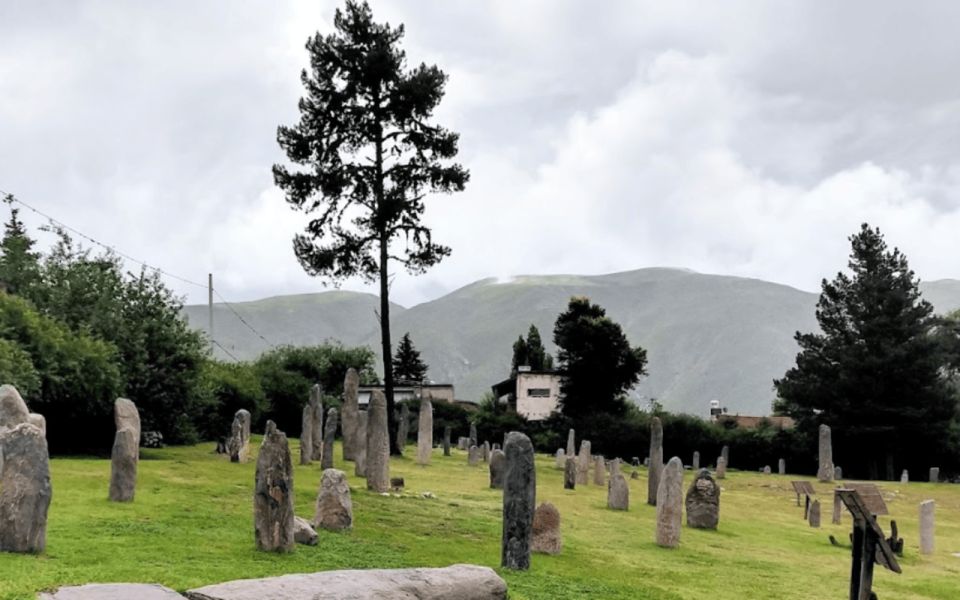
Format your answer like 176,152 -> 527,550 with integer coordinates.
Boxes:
501,432 -> 535,570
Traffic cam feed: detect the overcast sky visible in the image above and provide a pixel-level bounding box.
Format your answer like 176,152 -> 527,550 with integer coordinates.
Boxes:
2,1 -> 960,307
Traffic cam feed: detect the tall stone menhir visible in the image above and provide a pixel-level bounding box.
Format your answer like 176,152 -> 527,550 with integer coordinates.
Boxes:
396,402 -> 410,454
228,409 -> 251,463
300,403 -> 314,465
365,390 -> 390,493
254,421 -> 295,552
341,368 -> 360,461
0,385 -> 51,553
310,384 -> 323,463
576,440 -> 591,485
417,398 -> 433,466
655,457 -> 684,548
109,398 -> 140,502
321,408 -> 338,470
502,432 -> 535,570
817,424 -> 834,483
566,429 -> 575,457
648,416 -> 663,506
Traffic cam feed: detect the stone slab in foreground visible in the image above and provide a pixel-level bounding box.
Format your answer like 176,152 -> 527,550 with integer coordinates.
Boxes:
38,583 -> 186,599
185,565 -> 506,600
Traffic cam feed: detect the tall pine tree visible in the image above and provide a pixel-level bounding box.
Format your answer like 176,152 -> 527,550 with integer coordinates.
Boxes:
774,224 -> 956,479
393,332 -> 428,383
273,1 -> 468,452
0,197 -> 42,298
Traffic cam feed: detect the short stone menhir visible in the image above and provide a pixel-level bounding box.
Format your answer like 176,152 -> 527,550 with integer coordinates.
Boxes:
0,384 -> 51,554
109,398 -> 140,503
314,468 -> 353,531
489,449 -> 506,489
531,502 -> 561,555
502,431 -> 535,571
685,469 -> 719,529
607,459 -> 629,511
655,457 -> 684,548
227,408 -> 251,463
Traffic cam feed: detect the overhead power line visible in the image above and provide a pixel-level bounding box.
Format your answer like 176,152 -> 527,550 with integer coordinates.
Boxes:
0,189 -> 274,352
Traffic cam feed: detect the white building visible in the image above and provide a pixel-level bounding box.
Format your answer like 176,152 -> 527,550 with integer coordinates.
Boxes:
491,368 -> 562,421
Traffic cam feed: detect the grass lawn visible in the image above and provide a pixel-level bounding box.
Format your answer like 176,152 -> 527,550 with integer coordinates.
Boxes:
2,439 -> 959,599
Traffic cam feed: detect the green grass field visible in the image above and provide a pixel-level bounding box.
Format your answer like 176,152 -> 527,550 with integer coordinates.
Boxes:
2,439 -> 959,599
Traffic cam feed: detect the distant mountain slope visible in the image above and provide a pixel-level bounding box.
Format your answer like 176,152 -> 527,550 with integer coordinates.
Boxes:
183,291 -> 404,360
183,270 -> 960,417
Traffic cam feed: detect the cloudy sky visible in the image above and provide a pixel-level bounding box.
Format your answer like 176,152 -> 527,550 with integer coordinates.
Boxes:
2,1 -> 960,308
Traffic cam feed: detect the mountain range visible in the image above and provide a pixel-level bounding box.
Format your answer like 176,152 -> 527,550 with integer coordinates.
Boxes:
182,269 -> 960,417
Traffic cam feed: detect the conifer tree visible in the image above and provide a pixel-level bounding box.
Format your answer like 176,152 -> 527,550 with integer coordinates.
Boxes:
393,332 -> 428,383
0,196 -> 42,298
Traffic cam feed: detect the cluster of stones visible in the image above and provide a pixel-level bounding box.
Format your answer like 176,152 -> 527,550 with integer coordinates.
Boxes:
0,385 -> 51,553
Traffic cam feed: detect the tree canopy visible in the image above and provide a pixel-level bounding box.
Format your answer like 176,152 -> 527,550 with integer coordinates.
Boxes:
511,324 -> 553,374
553,297 -> 647,418
774,224 -> 957,479
273,0 -> 468,452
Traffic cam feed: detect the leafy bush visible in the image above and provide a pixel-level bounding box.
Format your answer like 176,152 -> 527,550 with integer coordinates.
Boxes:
193,360 -> 267,442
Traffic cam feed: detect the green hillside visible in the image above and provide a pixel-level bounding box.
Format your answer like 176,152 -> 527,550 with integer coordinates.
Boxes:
182,270 -> 960,417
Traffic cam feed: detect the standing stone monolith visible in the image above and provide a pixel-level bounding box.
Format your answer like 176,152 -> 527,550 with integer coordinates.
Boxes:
692,451 -> 700,471
716,456 -> 726,479
341,369 -> 360,461
489,449 -> 506,489
0,422 -> 51,553
901,469 -> 909,484
321,408 -> 338,470
254,421 -> 294,552
310,384 -> 323,463
563,456 -> 576,490
808,499 -> 821,528
721,445 -> 729,466
300,404 -> 314,465
531,502 -> 561,555
365,391 -> 390,493
469,422 -> 478,449
109,398 -> 140,503
555,449 -> 565,469
395,402 -> 410,455
817,424 -> 834,483
576,440 -> 591,485
502,432 -> 535,570
778,458 -> 786,475
566,429 -> 575,457
468,445 -> 481,466
685,469 -> 719,529
354,411 -> 368,478
228,409 -> 251,463
648,417 -> 663,506
763,465 -> 771,475
834,466 -> 842,480
607,460 -> 629,511
313,468 -> 353,531
655,457 -> 684,548
832,492 -> 842,525
919,499 -> 935,554
929,467 -> 939,483
482,441 -> 491,463
593,456 -> 605,486
442,425 -> 451,456
417,398 -> 433,466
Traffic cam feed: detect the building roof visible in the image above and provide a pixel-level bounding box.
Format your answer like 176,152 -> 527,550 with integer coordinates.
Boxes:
716,415 -> 796,430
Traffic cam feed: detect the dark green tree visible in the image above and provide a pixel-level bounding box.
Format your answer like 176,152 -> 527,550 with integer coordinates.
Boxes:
273,0 -> 468,452
524,324 -> 552,370
0,198 -> 43,298
553,297 -> 647,418
774,224 -> 957,478
510,335 -> 527,375
393,332 -> 427,383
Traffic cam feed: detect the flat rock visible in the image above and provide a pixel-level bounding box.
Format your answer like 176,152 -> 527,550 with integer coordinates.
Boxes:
184,565 -> 507,600
293,516 -> 318,546
38,583 -> 186,599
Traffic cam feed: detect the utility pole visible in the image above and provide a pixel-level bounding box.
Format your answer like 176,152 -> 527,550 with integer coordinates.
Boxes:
208,273 -> 214,351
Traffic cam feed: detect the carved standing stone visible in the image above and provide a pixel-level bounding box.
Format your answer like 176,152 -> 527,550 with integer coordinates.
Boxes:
919,499 -> 935,554
489,449 -> 506,489
310,384 -> 323,463
692,451 -> 700,471
607,462 -> 629,511
254,421 -> 294,552
314,468 -> 353,531
593,456 -> 605,486
300,404 -> 314,465
655,457 -> 684,548
502,432 -> 535,570
648,417 -> 663,506
576,440 -> 591,485
563,456 -> 576,490
817,424 -> 834,483
0,422 -> 51,553
531,502 -> 561,555
365,391 -> 390,493
555,449 -> 565,469
778,458 -> 786,475
341,369 -> 360,461
442,425 -> 451,457
354,411 -> 368,478
228,409 -> 251,463
417,398 -> 433,466
109,398 -> 140,503
684,469 -> 719,529
808,499 -> 821,528
321,408 -> 338,470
